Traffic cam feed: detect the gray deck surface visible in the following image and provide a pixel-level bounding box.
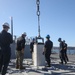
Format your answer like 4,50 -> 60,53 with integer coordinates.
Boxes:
5,54 -> 75,75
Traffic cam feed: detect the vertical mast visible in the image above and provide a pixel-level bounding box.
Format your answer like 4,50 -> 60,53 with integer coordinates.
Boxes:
10,16 -> 13,39
36,0 -> 40,37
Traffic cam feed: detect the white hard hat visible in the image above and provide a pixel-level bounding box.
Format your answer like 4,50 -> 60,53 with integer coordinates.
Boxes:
2,22 -> 10,28
22,32 -> 27,36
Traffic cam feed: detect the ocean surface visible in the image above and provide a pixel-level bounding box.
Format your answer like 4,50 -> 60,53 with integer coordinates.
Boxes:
52,49 -> 75,55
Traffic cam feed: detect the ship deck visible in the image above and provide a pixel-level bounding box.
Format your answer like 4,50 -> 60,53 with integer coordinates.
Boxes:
5,54 -> 75,75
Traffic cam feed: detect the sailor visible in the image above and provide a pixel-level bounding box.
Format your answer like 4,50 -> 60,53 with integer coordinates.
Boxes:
63,40 -> 69,62
16,32 -> 26,69
30,38 -> 35,64
43,35 -> 53,67
58,38 -> 67,64
0,22 -> 13,75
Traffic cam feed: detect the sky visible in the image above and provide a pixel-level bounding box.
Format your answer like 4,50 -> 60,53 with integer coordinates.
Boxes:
0,0 -> 75,46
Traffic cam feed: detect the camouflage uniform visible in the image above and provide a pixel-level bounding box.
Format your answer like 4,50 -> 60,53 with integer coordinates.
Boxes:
16,35 -> 25,69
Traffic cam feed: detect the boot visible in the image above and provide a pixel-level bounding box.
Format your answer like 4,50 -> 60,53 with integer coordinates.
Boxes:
16,65 -> 19,69
19,66 -> 25,70
46,63 -> 51,67
59,62 -> 63,64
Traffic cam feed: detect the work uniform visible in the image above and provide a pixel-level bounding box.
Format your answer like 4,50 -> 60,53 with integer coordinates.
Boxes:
16,36 -> 25,69
63,43 -> 69,61
30,42 -> 34,53
59,41 -> 67,64
44,40 -> 53,66
0,30 -> 13,75
30,41 -> 34,64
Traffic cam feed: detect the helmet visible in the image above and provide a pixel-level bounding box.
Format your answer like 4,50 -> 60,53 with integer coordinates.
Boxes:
32,38 -> 35,41
22,32 -> 26,36
63,40 -> 65,42
2,22 -> 10,28
46,35 -> 50,38
58,38 -> 61,41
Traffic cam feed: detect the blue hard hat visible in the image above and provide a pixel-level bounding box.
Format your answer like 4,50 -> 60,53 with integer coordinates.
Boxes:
58,38 -> 61,41
32,38 -> 35,41
63,40 -> 65,42
46,35 -> 50,38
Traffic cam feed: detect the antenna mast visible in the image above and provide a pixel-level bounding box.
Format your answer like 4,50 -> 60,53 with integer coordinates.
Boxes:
10,16 -> 13,39
36,0 -> 41,37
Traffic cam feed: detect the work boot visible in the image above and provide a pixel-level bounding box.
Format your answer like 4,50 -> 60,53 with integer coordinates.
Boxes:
46,65 -> 51,67
19,66 -> 25,70
46,64 -> 51,67
59,62 -> 63,64
16,65 -> 19,69
65,61 -> 67,64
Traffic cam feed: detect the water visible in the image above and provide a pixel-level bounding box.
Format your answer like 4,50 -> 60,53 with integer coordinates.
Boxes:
52,49 -> 75,55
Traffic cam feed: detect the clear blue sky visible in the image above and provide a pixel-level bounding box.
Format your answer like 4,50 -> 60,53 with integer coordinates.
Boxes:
0,0 -> 75,46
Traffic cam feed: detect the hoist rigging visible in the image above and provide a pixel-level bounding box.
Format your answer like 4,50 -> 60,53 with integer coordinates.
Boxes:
36,0 -> 44,43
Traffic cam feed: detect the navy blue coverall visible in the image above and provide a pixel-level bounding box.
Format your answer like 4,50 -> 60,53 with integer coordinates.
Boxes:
59,41 -> 67,64
0,30 -> 13,75
44,40 -> 53,66
63,43 -> 69,61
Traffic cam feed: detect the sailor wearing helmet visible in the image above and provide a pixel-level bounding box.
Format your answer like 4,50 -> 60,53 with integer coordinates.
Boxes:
0,22 -> 13,75
43,35 -> 53,67
16,32 -> 27,69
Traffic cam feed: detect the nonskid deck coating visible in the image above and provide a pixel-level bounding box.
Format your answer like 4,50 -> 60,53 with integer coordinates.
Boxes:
4,54 -> 75,75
